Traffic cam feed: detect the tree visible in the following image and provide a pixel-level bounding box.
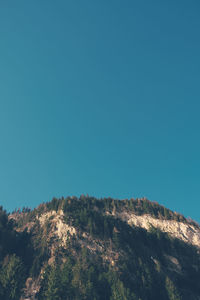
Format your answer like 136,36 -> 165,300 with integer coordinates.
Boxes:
111,278 -> 135,300
0,254 -> 25,300
44,265 -> 62,300
165,276 -> 181,300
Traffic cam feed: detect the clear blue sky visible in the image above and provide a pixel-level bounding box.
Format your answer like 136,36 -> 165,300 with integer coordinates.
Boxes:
0,1 -> 200,221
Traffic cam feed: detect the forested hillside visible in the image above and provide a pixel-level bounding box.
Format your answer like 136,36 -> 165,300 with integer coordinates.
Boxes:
0,196 -> 200,299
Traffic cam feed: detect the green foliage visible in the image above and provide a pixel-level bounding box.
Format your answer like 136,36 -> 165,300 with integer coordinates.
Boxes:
35,196 -> 200,299
165,276 -> 181,300
39,253 -> 112,300
45,195 -> 192,225
0,197 -> 200,299
0,254 -> 25,300
109,274 -> 135,300
44,265 -> 62,300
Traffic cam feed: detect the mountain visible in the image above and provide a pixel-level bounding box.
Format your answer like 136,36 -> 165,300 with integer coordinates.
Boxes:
0,196 -> 200,299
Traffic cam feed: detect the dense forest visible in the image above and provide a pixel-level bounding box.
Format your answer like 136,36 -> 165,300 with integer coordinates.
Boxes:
0,196 -> 200,299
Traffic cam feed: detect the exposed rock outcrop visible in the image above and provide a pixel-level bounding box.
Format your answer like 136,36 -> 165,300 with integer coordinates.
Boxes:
117,212 -> 200,248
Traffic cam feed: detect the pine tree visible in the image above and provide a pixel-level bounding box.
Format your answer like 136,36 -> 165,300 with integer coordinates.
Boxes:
0,254 -> 25,300
165,276 -> 181,300
45,265 -> 61,300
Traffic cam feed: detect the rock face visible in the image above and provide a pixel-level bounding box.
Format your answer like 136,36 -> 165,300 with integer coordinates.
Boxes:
117,212 -> 200,248
5,197 -> 200,300
37,209 -> 200,250
37,210 -> 76,248
21,278 -> 40,300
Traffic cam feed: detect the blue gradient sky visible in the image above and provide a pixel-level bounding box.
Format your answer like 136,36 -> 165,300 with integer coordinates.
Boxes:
0,1 -> 200,221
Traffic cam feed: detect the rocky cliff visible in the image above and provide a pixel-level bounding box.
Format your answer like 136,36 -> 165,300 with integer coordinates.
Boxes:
2,196 -> 200,300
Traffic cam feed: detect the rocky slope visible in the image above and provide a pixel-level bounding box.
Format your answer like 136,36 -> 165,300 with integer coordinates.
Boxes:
1,196 -> 200,300
116,211 -> 200,249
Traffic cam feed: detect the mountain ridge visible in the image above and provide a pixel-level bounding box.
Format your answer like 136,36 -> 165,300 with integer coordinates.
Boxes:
0,196 -> 200,299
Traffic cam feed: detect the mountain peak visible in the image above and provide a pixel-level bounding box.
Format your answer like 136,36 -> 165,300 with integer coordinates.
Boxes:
1,196 -> 200,299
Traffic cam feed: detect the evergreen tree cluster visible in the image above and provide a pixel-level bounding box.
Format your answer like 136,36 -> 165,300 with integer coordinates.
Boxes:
0,197 -> 199,299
